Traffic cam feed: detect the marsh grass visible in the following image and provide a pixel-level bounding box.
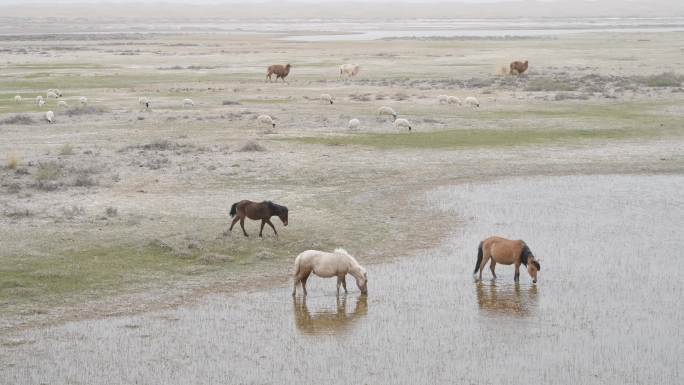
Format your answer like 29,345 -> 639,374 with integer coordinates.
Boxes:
0,114 -> 35,125
636,71 -> 684,87
289,126 -> 677,150
58,143 -> 74,156
5,154 -> 18,169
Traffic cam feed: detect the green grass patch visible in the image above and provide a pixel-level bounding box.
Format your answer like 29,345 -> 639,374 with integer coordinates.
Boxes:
239,98 -> 292,104
288,126 -> 682,150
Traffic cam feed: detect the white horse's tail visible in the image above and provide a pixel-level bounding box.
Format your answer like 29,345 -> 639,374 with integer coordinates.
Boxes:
293,254 -> 302,277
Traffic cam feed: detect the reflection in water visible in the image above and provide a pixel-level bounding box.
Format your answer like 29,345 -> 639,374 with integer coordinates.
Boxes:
475,282 -> 538,318
293,294 -> 368,335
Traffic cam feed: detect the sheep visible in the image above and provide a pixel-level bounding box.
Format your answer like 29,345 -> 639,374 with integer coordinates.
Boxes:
257,114 -> 276,128
348,118 -> 360,130
183,98 -> 194,108
438,95 -> 449,104
48,89 -> 63,97
79,96 -> 88,105
35,95 -> 44,105
510,60 -> 529,75
14,95 -> 22,103
37,99 -> 45,108
339,63 -> 361,79
465,96 -> 480,108
447,96 -> 462,105
320,94 -> 334,105
138,97 -> 149,105
377,106 -> 397,121
266,63 -> 291,82
394,118 -> 411,131
57,100 -> 68,108
47,91 -> 59,99
45,110 -> 55,124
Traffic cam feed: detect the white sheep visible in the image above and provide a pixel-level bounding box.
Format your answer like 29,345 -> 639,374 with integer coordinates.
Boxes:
339,63 -> 361,79
45,110 -> 55,123
257,114 -> 276,128
48,89 -> 63,97
377,106 -> 397,121
438,95 -> 449,104
79,96 -> 88,105
35,95 -> 44,105
465,96 -> 480,108
47,91 -> 59,99
320,94 -> 334,105
138,97 -> 149,105
394,118 -> 412,131
58,100 -> 68,108
14,95 -> 22,103
183,98 -> 194,108
447,96 -> 462,105
37,99 -> 45,108
348,118 -> 360,130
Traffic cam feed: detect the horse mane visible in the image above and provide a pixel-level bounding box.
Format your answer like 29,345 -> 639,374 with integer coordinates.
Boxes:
266,201 -> 287,214
334,248 -> 359,265
520,243 -> 533,266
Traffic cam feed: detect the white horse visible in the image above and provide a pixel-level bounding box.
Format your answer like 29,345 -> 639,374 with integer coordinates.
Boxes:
292,248 -> 368,296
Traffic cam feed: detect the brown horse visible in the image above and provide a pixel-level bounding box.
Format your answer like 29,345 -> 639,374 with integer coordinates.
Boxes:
229,200 -> 288,237
509,60 -> 529,75
474,236 -> 541,283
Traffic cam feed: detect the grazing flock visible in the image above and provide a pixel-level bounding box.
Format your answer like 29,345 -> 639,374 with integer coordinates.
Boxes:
11,59 -> 522,129
9,58 -> 538,296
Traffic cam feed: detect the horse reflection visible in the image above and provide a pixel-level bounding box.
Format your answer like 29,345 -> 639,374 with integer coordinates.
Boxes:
293,294 -> 368,335
475,282 -> 538,317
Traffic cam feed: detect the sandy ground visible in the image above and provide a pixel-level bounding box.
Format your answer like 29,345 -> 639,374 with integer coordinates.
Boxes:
0,17 -> 683,383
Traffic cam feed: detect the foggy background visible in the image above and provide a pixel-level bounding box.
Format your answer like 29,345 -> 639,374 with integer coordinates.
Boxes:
1,0 -> 683,19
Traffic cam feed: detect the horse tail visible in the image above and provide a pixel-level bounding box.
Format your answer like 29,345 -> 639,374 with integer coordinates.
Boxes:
229,202 -> 238,218
474,241 -> 483,274
292,254 -> 301,278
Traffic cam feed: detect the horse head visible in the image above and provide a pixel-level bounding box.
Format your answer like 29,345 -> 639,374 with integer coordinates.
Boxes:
355,267 -> 368,294
527,259 -> 540,283
278,205 -> 288,226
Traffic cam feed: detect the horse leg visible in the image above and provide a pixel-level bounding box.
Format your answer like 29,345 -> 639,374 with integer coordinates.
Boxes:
342,276 -> 347,293
490,260 -> 497,279
337,276 -> 342,295
266,219 -> 278,237
259,220 -> 266,237
301,273 -> 310,296
478,254 -> 490,281
292,277 -> 298,296
228,216 -> 239,232
239,217 -> 248,237
514,263 -> 520,282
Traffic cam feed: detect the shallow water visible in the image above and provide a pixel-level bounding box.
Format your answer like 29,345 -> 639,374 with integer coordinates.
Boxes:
2,174 -> 682,384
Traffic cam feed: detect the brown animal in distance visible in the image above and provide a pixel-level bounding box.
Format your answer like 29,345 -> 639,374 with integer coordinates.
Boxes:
229,200 -> 288,237
474,236 -> 541,283
509,60 -> 529,75
267,63 -> 291,82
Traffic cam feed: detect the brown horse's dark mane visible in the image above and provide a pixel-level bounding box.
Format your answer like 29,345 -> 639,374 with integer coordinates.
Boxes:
520,243 -> 533,266
265,201 -> 287,215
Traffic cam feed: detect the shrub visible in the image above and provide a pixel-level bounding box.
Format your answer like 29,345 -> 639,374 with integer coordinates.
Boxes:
0,114 -> 35,125
65,106 -> 105,116
525,78 -> 578,92
238,141 -> 266,152
59,144 -> 74,156
6,155 -> 18,169
637,72 -> 684,87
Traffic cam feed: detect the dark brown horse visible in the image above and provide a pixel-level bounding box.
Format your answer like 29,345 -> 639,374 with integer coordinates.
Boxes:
229,200 -> 288,237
